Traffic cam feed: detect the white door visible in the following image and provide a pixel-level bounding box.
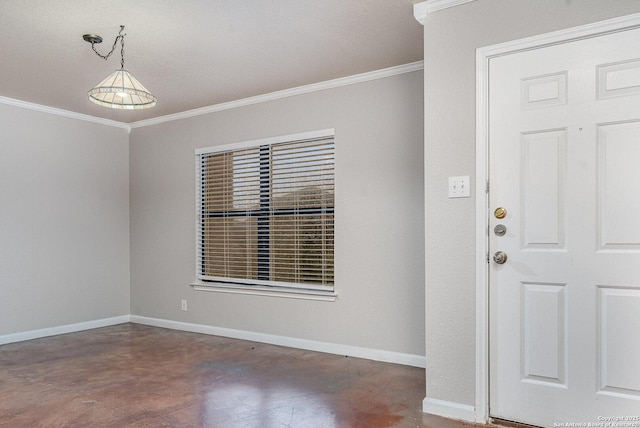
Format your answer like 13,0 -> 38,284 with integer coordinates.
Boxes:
489,27 -> 640,427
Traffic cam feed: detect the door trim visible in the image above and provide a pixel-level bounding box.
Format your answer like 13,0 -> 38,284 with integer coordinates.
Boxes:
475,12 -> 640,424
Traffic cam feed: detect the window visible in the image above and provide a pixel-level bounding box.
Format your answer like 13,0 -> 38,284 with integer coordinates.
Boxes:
195,130 -> 335,296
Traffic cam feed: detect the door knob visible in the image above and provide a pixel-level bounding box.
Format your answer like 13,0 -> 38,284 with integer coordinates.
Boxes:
493,251 -> 508,264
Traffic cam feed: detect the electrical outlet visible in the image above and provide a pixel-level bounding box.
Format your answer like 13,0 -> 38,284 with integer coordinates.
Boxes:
448,176 -> 471,198
181,299 -> 187,311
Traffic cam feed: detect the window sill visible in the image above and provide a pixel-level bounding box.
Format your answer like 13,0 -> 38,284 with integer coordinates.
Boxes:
190,281 -> 337,302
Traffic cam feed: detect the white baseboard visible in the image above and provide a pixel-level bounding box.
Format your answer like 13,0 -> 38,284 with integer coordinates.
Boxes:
0,314 -> 425,368
0,315 -> 131,346
423,397 -> 476,422
130,315 -> 426,368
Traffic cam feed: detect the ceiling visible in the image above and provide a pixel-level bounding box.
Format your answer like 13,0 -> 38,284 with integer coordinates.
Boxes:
0,1 -> 424,123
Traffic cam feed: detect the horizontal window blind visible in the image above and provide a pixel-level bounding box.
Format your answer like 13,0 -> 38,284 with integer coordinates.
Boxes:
196,133 -> 334,291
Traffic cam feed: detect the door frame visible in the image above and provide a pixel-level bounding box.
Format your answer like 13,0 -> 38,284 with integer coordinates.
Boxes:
474,12 -> 640,424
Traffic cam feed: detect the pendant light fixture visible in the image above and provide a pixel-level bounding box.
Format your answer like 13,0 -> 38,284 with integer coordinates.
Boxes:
83,25 -> 157,110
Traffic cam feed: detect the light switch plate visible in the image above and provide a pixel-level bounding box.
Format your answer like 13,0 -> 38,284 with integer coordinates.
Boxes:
448,176 -> 470,198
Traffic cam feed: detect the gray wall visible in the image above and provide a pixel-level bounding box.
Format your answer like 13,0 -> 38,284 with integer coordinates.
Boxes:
0,105 -> 130,335
129,71 -> 425,356
423,0 -> 640,407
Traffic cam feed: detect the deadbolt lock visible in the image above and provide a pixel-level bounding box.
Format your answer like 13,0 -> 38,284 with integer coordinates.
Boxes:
494,224 -> 507,236
494,207 -> 507,219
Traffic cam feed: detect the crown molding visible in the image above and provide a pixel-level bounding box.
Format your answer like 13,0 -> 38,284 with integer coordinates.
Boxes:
0,61 -> 424,133
426,0 -> 476,13
413,2 -> 428,25
129,61 -> 424,129
414,0 -> 477,25
0,96 -> 131,133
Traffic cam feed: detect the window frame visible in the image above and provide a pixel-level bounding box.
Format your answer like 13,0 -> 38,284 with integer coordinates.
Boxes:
191,129 -> 336,301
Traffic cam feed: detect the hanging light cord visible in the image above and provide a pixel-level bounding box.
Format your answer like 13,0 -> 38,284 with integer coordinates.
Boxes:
89,25 -> 126,69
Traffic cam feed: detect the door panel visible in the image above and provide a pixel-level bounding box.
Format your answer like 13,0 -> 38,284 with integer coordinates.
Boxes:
597,59 -> 640,99
489,26 -> 640,427
521,129 -> 566,249
521,282 -> 567,387
598,287 -> 640,398
598,121 -> 640,250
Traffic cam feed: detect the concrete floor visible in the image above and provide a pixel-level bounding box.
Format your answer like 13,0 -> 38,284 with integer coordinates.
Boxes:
0,324 -> 489,427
